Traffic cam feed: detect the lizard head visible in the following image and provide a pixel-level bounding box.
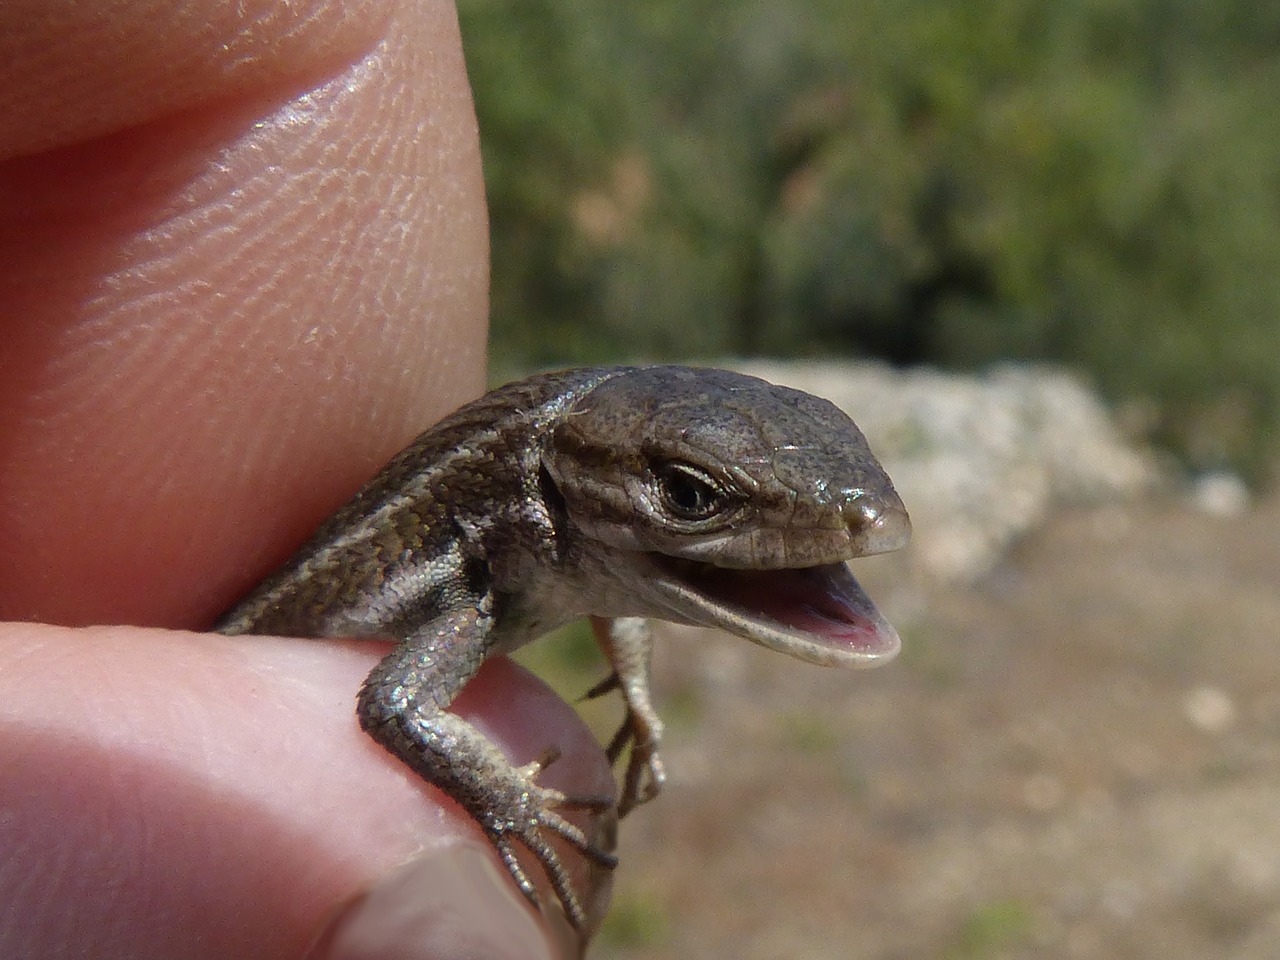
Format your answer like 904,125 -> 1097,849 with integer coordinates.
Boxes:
544,366 -> 911,667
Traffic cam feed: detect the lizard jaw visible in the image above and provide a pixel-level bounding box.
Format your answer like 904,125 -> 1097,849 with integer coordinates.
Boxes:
646,557 -> 901,667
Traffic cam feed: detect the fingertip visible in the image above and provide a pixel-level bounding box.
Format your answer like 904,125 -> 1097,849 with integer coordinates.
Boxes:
308,844 -> 573,960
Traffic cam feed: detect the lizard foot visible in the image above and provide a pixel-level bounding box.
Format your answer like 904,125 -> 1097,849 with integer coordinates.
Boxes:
479,744 -> 618,930
586,673 -> 667,816
358,663 -> 618,931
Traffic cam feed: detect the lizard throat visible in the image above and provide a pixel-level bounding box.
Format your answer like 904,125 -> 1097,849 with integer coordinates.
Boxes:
650,556 -> 901,667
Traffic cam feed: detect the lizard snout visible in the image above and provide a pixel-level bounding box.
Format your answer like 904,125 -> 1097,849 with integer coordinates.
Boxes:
843,491 -> 912,557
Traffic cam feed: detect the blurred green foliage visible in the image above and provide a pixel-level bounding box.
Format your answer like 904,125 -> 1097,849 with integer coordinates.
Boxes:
947,898 -> 1035,958
459,0 -> 1280,479
597,888 -> 672,950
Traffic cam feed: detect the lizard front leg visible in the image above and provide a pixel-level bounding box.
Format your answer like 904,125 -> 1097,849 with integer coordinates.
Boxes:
357,604 -> 617,929
588,616 -> 666,817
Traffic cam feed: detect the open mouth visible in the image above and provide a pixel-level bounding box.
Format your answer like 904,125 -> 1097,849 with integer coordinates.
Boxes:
649,556 -> 901,667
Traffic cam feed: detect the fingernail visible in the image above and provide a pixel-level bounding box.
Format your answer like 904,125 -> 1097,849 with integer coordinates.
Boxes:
306,843 -> 577,960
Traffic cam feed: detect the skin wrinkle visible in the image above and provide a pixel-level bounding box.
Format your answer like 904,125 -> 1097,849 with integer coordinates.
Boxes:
0,0 -> 394,158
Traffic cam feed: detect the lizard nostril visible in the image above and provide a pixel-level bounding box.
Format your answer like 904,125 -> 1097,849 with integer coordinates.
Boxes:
844,493 -> 912,556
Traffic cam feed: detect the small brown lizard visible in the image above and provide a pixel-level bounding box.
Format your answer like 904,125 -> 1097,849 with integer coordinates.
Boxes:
215,365 -> 910,929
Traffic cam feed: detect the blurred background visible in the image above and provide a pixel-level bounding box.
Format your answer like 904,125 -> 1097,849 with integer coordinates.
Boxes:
457,1 -> 1280,956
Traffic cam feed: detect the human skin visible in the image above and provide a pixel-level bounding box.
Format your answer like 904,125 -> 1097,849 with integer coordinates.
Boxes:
0,2 -> 612,957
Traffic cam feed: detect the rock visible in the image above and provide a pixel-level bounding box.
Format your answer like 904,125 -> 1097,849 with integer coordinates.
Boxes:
1183,685 -> 1237,734
1191,471 -> 1251,517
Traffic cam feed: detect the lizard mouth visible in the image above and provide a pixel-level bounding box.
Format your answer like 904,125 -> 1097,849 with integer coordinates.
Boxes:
648,556 -> 900,667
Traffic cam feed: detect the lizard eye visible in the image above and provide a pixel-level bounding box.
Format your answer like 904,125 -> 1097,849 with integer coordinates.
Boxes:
653,461 -> 728,521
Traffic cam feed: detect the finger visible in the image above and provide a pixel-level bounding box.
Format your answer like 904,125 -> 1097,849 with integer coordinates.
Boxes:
0,625 -> 613,958
0,0 -> 488,628
1,0 -> 392,157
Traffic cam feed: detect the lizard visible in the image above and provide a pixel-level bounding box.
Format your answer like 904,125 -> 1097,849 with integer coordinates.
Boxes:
214,364 -> 911,931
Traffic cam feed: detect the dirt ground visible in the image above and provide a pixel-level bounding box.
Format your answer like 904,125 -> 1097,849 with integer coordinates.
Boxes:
589,491 -> 1280,959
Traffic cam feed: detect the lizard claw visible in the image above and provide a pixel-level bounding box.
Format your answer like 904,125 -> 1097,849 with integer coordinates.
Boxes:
585,620 -> 666,817
605,713 -> 666,816
479,744 -> 618,930
518,746 -> 616,815
585,672 -> 667,816
358,669 -> 616,931
582,672 -> 620,702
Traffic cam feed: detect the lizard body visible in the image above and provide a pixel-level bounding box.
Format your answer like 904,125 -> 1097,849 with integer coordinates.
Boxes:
215,365 -> 910,929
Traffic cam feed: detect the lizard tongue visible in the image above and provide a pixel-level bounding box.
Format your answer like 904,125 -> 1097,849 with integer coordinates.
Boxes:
701,562 -> 899,657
